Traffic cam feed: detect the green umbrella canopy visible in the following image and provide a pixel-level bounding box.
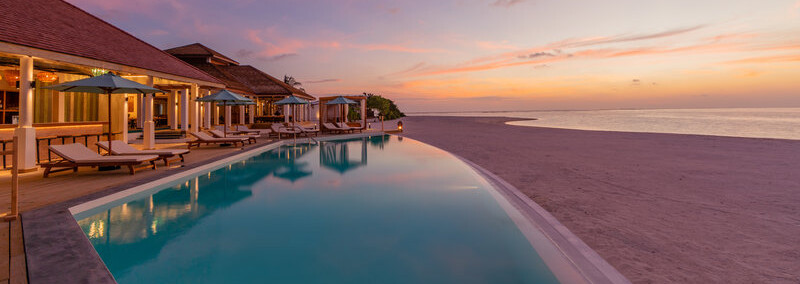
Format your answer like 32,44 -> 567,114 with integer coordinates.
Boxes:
43,72 -> 164,94
196,89 -> 252,103
274,95 -> 309,105
325,96 -> 357,105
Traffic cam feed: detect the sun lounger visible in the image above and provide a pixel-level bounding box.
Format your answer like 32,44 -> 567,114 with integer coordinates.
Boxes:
271,123 -> 301,139
237,125 -> 270,135
292,123 -> 319,136
97,140 -> 188,166
323,122 -> 349,133
336,122 -> 362,133
187,132 -> 247,148
42,143 -> 158,177
208,129 -> 257,144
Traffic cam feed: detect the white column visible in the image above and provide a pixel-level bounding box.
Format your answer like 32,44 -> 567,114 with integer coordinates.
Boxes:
204,90 -> 212,129
167,90 -> 177,129
213,103 -> 220,126
15,56 -> 36,171
284,105 -> 290,123
180,88 -> 189,132
249,104 -> 255,124
344,105 -> 349,122
189,84 -> 199,133
143,76 -> 155,149
121,96 -> 129,142
136,94 -> 143,128
238,105 -> 245,125
225,105 -> 232,130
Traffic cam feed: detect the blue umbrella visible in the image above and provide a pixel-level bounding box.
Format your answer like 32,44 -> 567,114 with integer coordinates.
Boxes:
196,90 -> 253,137
44,72 -> 165,153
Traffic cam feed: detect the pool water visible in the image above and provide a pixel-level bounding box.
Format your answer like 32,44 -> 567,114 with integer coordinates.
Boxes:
76,135 -> 561,284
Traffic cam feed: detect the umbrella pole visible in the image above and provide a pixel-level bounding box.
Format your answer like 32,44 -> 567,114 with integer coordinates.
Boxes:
223,101 -> 227,138
107,90 -> 113,154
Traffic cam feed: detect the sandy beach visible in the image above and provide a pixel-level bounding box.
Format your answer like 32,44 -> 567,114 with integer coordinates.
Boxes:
398,116 -> 800,283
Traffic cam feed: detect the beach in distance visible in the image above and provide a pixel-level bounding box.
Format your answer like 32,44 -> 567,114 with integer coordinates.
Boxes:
399,115 -> 800,283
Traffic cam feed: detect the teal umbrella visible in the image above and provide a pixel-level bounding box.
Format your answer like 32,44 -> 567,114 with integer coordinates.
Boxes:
44,72 -> 165,153
274,95 -> 310,132
325,96 -> 358,124
197,90 -> 252,137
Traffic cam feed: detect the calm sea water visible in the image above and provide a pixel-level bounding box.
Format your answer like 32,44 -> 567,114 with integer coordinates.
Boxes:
75,136 -> 562,284
414,108 -> 800,140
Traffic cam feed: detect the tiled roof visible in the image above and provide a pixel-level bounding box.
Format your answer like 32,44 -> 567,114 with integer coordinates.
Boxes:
191,63 -> 254,95
164,43 -> 239,65
223,65 -> 315,100
0,0 -> 222,85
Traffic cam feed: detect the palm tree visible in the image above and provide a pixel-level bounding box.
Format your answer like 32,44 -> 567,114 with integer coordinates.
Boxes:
283,75 -> 305,92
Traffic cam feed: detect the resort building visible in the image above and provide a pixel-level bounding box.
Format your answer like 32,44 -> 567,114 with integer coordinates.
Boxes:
0,0 -> 228,172
165,43 -> 316,125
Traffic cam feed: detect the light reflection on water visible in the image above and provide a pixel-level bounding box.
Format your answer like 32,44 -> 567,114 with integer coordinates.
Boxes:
77,135 -> 560,284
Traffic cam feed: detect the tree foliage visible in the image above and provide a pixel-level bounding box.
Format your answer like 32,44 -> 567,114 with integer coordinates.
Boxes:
363,92 -> 405,120
283,75 -> 305,92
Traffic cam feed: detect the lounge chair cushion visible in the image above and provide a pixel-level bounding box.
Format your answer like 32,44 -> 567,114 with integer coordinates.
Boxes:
97,141 -> 189,155
50,143 -> 157,163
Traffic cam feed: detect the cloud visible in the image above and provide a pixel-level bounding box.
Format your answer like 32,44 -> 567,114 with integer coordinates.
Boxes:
519,52 -> 556,59
306,79 -> 341,84
491,0 -> 525,7
631,79 -> 641,85
409,26 -> 800,76
723,54 -> 800,65
147,29 -> 169,36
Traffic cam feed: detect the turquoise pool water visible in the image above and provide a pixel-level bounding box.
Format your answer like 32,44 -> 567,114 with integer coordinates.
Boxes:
75,135 -> 562,284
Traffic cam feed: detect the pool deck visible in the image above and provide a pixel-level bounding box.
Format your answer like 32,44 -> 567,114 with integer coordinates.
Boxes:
1,128 -> 630,284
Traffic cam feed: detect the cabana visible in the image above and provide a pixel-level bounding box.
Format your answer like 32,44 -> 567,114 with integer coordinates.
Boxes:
318,95 -> 367,132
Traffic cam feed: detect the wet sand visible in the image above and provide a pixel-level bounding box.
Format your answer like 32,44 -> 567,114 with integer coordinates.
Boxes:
398,116 -> 800,284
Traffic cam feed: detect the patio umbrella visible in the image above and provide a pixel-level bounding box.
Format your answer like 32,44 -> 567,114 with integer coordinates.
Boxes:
44,72 -> 164,153
196,89 -> 252,137
274,95 -> 310,128
325,96 -> 358,125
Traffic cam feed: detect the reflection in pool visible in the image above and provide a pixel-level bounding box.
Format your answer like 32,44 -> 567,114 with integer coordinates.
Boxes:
76,135 -> 561,284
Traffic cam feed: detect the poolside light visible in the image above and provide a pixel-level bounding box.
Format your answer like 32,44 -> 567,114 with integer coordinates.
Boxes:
397,121 -> 403,132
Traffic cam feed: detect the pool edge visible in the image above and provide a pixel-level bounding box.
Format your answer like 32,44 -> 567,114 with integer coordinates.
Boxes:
456,155 -> 631,284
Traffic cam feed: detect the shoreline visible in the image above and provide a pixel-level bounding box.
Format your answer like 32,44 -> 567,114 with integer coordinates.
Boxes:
398,116 -> 800,283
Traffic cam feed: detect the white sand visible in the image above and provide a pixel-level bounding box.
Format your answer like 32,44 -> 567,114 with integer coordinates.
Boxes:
399,116 -> 800,283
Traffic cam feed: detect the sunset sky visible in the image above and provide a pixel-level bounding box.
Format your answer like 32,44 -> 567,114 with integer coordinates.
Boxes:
67,0 -> 800,112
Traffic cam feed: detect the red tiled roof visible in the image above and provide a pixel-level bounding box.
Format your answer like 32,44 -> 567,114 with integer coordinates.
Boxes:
0,0 -> 222,85
224,65 -> 315,100
164,43 -> 239,65
192,63 -> 254,95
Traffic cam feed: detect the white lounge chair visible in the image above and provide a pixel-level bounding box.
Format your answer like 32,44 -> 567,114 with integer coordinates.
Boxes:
323,122 -> 348,133
208,129 -> 258,144
42,143 -> 158,177
188,132 -> 248,148
97,140 -> 188,166
237,125 -> 270,135
337,122 -> 361,133
271,123 -> 301,139
292,123 -> 319,136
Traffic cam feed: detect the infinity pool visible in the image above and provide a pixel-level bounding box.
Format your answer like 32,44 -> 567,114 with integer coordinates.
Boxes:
74,135 -> 566,283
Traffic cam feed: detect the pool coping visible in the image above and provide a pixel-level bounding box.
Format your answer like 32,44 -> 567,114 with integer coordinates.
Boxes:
22,132 -> 630,284
456,156 -> 631,284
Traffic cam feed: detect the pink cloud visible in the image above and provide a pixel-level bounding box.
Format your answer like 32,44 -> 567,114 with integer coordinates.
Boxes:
476,40 -> 518,50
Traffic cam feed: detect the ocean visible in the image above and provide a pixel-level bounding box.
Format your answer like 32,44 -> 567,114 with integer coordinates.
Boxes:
411,108 -> 800,140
